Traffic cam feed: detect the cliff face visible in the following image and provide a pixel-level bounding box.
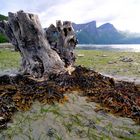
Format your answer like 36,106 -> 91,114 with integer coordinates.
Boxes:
72,21 -> 98,44
73,21 -> 140,44
73,21 -> 97,33
96,23 -> 124,44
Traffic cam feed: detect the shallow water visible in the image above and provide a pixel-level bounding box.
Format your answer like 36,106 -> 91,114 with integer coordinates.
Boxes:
0,69 -> 18,76
1,43 -> 140,52
77,44 -> 140,52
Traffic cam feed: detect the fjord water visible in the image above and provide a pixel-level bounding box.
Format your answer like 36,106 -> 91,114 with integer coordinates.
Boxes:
0,43 -> 140,52
77,44 -> 140,52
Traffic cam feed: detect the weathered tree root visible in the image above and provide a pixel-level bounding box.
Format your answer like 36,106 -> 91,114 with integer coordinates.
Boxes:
0,66 -> 140,130
0,11 -> 77,78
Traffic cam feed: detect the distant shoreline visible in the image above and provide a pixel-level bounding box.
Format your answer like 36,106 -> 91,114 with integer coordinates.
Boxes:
0,43 -> 140,52
77,44 -> 140,52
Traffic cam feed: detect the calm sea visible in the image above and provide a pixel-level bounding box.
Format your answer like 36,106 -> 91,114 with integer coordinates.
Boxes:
77,44 -> 140,52
0,43 -> 140,52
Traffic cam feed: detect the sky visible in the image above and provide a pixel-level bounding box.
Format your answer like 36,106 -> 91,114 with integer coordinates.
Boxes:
1,0 -> 140,33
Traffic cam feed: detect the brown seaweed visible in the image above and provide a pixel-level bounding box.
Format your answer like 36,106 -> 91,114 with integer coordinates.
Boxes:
0,66 -> 140,130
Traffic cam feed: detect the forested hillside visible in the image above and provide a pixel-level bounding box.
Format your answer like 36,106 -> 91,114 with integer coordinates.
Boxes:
0,14 -> 8,43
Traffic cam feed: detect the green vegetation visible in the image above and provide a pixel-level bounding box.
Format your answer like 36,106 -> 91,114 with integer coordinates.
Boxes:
0,33 -> 8,43
75,50 -> 140,77
0,14 -> 8,20
0,49 -> 20,70
0,48 -> 140,78
0,14 -> 8,43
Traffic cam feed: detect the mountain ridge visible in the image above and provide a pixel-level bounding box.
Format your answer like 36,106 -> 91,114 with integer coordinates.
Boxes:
72,21 -> 140,44
0,13 -> 140,44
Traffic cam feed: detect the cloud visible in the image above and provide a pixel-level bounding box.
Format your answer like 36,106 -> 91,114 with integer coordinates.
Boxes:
1,0 -> 140,32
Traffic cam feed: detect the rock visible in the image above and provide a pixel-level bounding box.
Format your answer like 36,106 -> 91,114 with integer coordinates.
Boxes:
0,117 -> 4,121
108,61 -> 117,64
0,117 -> 7,129
101,55 -> 108,57
47,128 -> 57,137
119,57 -> 133,62
77,54 -> 84,57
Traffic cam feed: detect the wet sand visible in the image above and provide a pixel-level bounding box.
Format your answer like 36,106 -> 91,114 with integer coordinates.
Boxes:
1,94 -> 140,140
103,73 -> 140,85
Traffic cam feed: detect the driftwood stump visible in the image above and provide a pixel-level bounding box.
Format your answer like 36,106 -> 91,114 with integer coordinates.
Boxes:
0,11 -> 140,131
45,20 -> 77,67
0,11 -> 77,78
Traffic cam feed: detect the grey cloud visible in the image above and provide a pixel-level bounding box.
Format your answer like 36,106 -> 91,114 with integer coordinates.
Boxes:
97,14 -> 119,23
28,0 -> 65,12
0,0 -> 66,14
1,0 -> 140,32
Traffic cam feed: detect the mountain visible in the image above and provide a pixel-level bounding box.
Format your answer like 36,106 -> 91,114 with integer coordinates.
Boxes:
72,21 -> 140,44
96,23 -> 124,44
0,13 -> 140,44
72,21 -> 98,44
0,14 -> 8,43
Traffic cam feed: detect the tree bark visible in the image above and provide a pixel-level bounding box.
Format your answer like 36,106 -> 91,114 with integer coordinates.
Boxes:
0,11 -> 77,78
45,20 -> 78,67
